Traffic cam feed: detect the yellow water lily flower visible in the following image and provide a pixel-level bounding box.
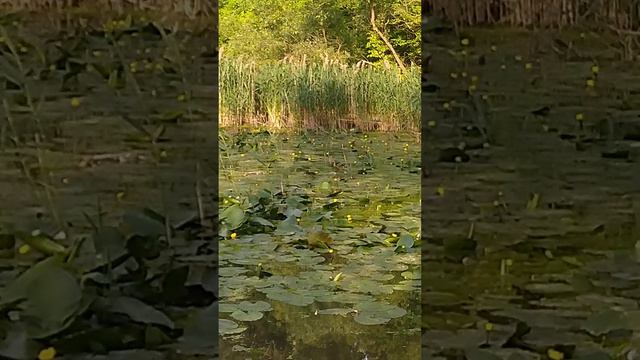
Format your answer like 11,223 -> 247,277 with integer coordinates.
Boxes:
38,347 -> 56,360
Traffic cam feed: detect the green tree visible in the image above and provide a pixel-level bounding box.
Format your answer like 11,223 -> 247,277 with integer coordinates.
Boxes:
219,0 -> 420,66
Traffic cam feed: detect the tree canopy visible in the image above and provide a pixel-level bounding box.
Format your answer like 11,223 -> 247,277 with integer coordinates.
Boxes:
219,0 -> 420,66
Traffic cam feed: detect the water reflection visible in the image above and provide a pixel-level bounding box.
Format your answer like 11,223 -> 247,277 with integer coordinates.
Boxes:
220,295 -> 420,359
219,132 -> 421,359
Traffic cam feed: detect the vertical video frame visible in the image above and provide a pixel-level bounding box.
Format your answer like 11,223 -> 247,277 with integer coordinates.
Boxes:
424,1 -> 640,359
0,1 -> 217,359
218,0 -> 421,359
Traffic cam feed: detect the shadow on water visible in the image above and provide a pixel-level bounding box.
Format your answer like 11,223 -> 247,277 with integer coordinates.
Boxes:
0,14 -> 217,228
0,13 -> 217,359
424,25 -> 640,359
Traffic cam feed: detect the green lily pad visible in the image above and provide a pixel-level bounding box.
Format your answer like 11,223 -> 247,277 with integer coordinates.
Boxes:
238,300 -> 272,312
123,209 -> 166,238
219,303 -> 238,313
1,257 -> 84,338
275,216 -> 303,235
219,319 -> 247,336
220,205 -> 246,230
582,309 -> 629,336
230,310 -> 263,322
353,312 -> 389,325
109,296 -> 174,329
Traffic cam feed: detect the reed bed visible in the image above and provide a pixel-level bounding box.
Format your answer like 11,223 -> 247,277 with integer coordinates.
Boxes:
0,0 -> 215,17
427,0 -> 640,29
219,58 -> 420,132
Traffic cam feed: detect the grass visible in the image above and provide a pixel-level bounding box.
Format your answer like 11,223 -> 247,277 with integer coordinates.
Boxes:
219,58 -> 420,132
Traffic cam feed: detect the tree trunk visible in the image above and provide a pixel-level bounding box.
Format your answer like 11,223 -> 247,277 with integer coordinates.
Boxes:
369,4 -> 406,71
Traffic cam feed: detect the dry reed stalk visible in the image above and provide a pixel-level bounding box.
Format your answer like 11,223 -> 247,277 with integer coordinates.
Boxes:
427,0 -> 640,29
0,0 -> 215,18
219,58 -> 420,132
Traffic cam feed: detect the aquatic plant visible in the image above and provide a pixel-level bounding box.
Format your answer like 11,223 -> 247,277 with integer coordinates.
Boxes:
219,58 -> 420,132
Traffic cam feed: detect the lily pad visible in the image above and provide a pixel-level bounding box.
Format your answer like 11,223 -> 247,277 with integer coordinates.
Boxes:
317,308 -> 354,316
230,310 -> 263,322
219,319 -> 247,336
582,309 -> 629,336
108,296 -> 174,329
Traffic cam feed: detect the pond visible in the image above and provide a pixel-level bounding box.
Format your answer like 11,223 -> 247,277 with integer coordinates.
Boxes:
0,14 -> 217,359
0,13 -> 216,229
218,130 -> 421,359
424,27 -> 640,358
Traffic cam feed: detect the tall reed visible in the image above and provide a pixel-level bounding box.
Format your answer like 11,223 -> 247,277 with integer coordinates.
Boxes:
0,0 -> 215,18
427,0 -> 640,29
219,58 -> 420,132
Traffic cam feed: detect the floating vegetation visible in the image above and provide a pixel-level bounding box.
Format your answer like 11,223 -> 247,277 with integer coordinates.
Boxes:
0,208 -> 216,358
0,11 -> 216,360
219,130 -> 421,358
424,19 -> 640,360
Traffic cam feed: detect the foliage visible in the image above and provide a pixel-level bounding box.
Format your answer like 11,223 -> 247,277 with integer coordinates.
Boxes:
219,58 -> 420,131
219,0 -> 420,66
0,208 -> 216,358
